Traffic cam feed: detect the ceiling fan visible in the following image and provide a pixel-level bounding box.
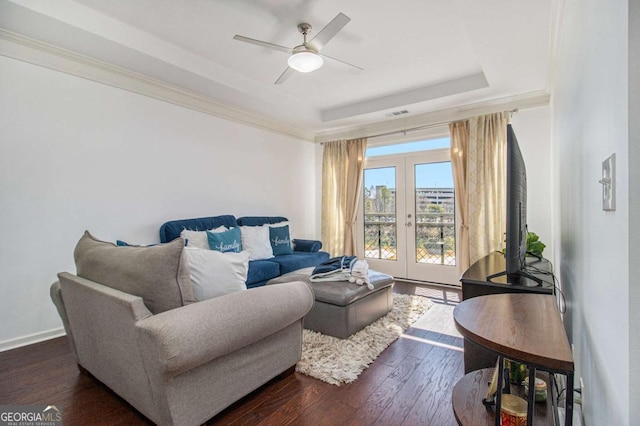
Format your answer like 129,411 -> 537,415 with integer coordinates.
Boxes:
233,12 -> 363,85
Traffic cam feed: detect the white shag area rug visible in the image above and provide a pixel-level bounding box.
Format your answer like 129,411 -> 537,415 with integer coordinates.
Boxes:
296,294 -> 432,386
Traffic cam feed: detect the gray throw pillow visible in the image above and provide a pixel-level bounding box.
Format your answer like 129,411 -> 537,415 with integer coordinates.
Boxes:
74,231 -> 194,314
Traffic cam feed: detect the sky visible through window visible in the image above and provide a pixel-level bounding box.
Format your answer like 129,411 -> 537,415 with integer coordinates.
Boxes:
365,137 -> 453,188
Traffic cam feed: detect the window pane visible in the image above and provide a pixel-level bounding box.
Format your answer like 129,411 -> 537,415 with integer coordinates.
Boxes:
366,137 -> 450,157
414,162 -> 456,266
363,167 -> 397,260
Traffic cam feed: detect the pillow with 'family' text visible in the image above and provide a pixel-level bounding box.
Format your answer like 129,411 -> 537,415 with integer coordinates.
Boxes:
264,221 -> 292,235
268,225 -> 293,255
207,227 -> 242,253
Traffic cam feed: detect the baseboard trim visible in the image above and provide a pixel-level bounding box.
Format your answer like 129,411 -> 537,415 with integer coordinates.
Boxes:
0,327 -> 66,352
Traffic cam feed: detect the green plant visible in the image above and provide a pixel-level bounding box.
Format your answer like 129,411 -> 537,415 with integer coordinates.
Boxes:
501,231 -> 546,257
526,232 -> 546,257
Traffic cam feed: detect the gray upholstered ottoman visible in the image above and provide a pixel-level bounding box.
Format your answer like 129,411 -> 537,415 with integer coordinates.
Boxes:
267,267 -> 394,339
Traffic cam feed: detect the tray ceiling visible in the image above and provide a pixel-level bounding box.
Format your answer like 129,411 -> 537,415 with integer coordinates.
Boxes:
0,0 -> 553,137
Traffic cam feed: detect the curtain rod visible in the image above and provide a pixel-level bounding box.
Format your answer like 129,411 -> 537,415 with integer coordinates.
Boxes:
367,121 -> 447,140
365,108 -> 519,140
321,108 -> 518,143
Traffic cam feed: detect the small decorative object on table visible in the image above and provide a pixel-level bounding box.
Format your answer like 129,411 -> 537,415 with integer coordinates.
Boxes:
501,231 -> 546,258
500,394 -> 528,426
524,376 -> 548,402
526,232 -> 546,258
483,358 -> 501,404
506,359 -> 527,384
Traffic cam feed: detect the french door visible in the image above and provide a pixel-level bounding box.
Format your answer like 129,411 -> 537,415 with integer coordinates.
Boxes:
356,149 -> 460,285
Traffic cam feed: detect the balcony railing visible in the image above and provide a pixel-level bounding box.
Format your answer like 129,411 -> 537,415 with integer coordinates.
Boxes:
364,212 -> 456,265
364,213 -> 398,260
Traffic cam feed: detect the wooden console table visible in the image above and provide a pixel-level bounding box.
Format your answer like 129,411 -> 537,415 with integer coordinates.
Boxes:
452,293 -> 574,426
460,253 -> 556,373
461,252 -> 554,301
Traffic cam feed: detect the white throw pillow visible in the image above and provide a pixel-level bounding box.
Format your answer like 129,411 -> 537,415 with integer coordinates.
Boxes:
184,247 -> 249,301
240,225 -> 274,260
181,226 -> 227,249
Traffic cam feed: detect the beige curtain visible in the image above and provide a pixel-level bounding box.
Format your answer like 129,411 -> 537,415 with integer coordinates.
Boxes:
450,112 -> 509,268
449,120 -> 470,271
321,138 -> 367,256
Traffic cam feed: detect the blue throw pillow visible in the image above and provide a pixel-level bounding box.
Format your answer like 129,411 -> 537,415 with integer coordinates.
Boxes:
269,225 -> 293,256
207,227 -> 242,253
116,240 -> 160,247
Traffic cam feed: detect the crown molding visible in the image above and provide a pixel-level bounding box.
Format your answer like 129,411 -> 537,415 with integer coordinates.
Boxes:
0,29 -> 315,141
314,90 -> 551,143
0,29 -> 552,145
321,72 -> 489,122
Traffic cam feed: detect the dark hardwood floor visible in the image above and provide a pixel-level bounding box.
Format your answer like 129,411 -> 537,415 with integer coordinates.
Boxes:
0,284 -> 463,425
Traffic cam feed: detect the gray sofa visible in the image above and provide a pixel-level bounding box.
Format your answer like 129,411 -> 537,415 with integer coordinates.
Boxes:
50,231 -> 314,425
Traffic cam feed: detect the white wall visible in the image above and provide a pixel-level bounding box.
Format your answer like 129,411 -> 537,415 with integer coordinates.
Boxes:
628,0 -> 639,422
0,55 -> 318,346
552,0 -> 631,424
510,106 -> 553,261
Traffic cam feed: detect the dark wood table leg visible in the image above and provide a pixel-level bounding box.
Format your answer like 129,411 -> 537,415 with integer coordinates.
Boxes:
565,373 -> 574,426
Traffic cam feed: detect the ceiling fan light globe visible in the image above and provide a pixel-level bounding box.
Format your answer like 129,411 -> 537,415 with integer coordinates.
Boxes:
288,51 -> 323,73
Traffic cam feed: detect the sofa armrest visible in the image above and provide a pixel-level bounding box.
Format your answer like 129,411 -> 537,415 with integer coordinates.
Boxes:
50,280 -> 79,362
135,281 -> 313,377
292,239 -> 322,252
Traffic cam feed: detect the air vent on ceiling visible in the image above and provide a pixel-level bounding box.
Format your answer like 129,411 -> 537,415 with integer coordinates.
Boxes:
389,109 -> 410,117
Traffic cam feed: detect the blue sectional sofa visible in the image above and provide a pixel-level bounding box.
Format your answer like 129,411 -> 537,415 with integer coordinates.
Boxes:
159,215 -> 330,288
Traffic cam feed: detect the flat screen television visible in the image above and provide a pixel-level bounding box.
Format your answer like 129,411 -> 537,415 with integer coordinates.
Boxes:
487,124 -> 542,285
505,123 -> 528,280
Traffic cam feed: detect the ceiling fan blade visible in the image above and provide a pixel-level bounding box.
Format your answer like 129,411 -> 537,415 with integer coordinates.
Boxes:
321,53 -> 364,72
274,67 -> 295,85
233,35 -> 292,54
308,12 -> 350,52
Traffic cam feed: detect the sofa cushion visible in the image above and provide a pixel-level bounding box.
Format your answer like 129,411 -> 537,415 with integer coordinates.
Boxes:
74,231 -> 194,314
267,251 -> 331,275
184,247 -> 248,300
246,259 -> 280,285
159,215 -> 238,243
292,239 -> 323,253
